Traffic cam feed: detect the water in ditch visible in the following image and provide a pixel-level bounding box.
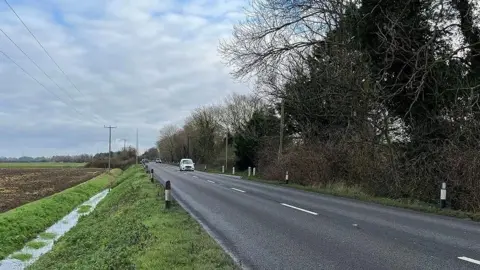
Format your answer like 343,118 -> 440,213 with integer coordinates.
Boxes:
0,189 -> 110,270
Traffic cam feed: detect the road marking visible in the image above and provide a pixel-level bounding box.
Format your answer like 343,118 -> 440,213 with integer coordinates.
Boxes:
280,203 -> 318,215
192,175 -> 198,178
207,180 -> 215,184
231,188 -> 245,193
458,256 -> 480,265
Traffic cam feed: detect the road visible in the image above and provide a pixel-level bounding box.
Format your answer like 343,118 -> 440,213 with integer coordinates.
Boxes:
148,163 -> 480,270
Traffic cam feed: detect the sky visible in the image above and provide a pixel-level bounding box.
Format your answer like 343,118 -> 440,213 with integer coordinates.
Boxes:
0,0 -> 250,157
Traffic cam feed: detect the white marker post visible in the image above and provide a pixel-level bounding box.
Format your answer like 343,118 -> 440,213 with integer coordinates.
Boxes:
253,167 -> 256,176
440,182 -> 447,208
222,165 -> 225,173
150,168 -> 154,183
285,171 -> 289,184
204,165 -> 207,171
232,167 -> 235,175
248,167 -> 251,177
165,180 -> 172,209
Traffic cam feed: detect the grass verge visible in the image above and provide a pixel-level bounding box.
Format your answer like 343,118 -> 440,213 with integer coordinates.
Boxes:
0,172 -> 119,260
239,175 -> 480,221
29,165 -> 237,270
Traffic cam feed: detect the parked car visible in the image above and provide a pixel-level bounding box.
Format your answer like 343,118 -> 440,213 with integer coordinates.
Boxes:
155,158 -> 162,163
179,158 -> 195,171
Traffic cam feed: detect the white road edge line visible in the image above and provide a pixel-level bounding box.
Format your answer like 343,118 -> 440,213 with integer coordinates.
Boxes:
231,188 -> 246,193
207,180 -> 215,184
458,256 -> 480,265
280,203 -> 318,216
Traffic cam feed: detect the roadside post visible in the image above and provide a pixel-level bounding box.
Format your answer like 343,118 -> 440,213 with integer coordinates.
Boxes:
150,169 -> 154,183
222,165 -> 225,173
248,167 -> 251,177
232,167 -> 235,175
145,165 -> 149,174
285,171 -> 289,184
440,182 -> 447,208
204,165 -> 207,171
165,180 -> 172,209
253,167 -> 256,176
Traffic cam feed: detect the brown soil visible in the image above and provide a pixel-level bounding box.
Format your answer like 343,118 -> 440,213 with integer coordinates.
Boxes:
0,168 -> 103,213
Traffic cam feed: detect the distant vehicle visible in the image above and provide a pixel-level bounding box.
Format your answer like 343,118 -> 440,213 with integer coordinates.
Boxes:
155,158 -> 162,163
141,159 -> 148,164
179,158 -> 195,171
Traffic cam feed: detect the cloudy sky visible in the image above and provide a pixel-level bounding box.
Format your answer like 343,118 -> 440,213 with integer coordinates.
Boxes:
0,0 -> 250,157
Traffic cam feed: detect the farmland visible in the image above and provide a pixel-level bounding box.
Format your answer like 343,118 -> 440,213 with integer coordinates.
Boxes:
0,162 -> 86,168
0,167 -> 103,212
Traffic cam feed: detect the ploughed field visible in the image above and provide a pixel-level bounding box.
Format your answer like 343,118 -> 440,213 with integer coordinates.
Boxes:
0,168 -> 103,212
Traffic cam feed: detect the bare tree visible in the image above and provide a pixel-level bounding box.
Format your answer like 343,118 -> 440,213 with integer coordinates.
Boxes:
157,124 -> 180,162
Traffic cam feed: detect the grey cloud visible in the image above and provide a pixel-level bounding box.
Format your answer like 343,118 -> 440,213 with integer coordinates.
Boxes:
0,0 -> 249,157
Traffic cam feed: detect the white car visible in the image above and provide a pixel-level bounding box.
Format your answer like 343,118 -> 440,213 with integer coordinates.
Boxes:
155,158 -> 162,163
179,158 -> 195,171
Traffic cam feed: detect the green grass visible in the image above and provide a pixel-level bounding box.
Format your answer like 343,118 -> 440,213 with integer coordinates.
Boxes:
0,162 -> 86,168
240,176 -> 480,221
0,172 -> 119,260
77,205 -> 91,214
29,166 -> 237,270
25,241 -> 47,249
11,253 -> 32,261
39,232 -> 56,240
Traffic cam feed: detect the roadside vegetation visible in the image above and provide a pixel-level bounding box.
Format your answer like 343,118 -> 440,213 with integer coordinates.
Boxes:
29,166 -> 236,270
156,0 -> 480,215
0,170 -> 120,260
85,148 -> 137,170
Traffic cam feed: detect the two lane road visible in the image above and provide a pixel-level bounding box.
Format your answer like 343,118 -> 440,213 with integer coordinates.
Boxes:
149,163 -> 480,270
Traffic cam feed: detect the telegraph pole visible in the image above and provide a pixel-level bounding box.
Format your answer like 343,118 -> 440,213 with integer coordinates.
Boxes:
225,129 -> 228,171
279,99 -> 285,159
104,125 -> 117,170
136,128 -> 139,164
120,139 -> 127,151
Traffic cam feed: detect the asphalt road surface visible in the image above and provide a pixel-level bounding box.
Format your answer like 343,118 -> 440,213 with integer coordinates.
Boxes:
148,163 -> 480,270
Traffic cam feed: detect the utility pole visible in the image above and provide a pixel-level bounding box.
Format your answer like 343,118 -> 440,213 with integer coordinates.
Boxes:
225,129 -> 228,171
187,135 -> 190,158
104,125 -> 117,170
121,139 -> 127,151
279,99 -> 284,159
136,128 -> 139,165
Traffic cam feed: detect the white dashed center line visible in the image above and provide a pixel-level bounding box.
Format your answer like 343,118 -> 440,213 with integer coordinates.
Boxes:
458,256 -> 480,265
207,180 -> 215,184
192,176 -> 198,178
231,188 -> 246,193
280,203 -> 318,215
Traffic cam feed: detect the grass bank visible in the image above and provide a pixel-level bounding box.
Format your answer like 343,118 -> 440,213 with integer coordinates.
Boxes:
0,169 -> 121,259
29,166 -> 236,270
0,162 -> 86,168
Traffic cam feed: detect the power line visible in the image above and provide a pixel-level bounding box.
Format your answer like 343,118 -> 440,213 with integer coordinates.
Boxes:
0,28 -> 104,124
3,0 -> 84,96
3,0 -> 108,124
0,49 -> 89,120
